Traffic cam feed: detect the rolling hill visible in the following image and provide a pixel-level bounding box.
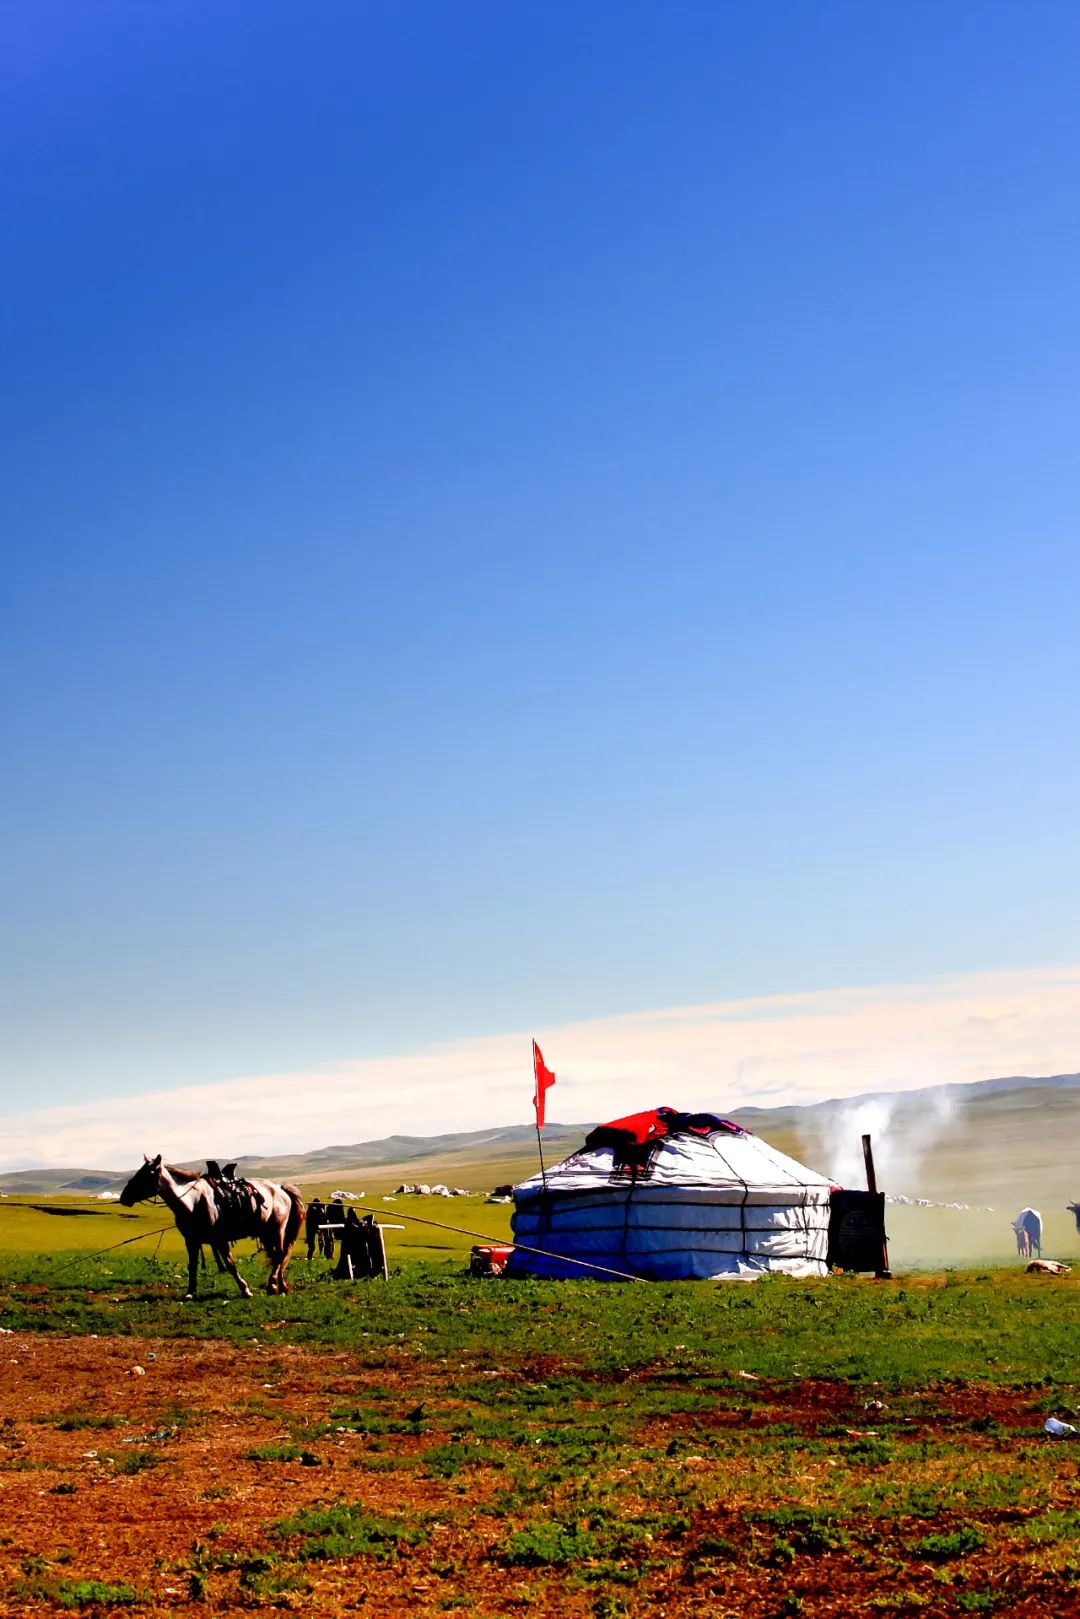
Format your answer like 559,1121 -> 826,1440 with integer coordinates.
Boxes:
2,1074 -> 1077,1207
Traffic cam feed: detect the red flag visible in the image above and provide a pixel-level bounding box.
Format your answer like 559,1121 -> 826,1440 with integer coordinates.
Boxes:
532,1039 -> 556,1129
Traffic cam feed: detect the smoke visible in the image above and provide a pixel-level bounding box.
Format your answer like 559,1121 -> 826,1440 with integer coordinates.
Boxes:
801,1089 -> 958,1195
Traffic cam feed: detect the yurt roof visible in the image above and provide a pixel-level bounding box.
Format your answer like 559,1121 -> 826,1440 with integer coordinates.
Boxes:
514,1105 -> 833,1201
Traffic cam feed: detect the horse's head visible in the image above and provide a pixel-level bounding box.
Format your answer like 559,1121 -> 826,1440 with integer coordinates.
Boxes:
1068,1203 -> 1080,1230
119,1154 -> 163,1207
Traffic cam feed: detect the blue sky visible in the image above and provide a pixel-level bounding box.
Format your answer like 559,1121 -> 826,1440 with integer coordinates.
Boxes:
3,3 -> 1079,1130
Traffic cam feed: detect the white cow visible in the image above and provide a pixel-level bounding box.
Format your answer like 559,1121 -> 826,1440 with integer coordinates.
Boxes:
1012,1208 -> 1042,1259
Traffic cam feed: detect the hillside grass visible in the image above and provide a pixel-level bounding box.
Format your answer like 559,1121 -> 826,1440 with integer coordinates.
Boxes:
0,1192 -> 511,1264
4,1189 -> 1077,1272
4,1247 -> 1080,1389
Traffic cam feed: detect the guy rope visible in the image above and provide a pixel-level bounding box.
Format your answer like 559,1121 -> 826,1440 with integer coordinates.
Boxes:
370,1202 -> 643,1283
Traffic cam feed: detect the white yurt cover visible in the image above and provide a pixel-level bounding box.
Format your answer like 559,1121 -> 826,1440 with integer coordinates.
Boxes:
509,1107 -> 834,1280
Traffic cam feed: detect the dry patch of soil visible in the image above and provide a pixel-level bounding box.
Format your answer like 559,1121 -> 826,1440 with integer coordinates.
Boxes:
0,1334 -> 1076,1618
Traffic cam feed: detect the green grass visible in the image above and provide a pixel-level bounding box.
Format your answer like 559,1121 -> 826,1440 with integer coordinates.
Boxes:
756,1507 -> 849,1554
39,1411 -> 123,1432
503,1521 -> 600,1567
5,1254 -> 1080,1388
271,1500 -> 428,1561
0,1189 -> 513,1266
245,1442 -> 305,1463
100,1449 -> 164,1476
16,1579 -> 145,1608
6,1247 -> 1080,1615
4,1171 -> 1079,1270
912,1527 -> 986,1563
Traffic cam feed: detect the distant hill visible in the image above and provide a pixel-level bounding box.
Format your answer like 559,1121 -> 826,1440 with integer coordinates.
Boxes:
3,1073 -> 1077,1205
0,1166 -> 133,1197
0,1123 -> 591,1198
233,1121 -> 590,1179
732,1073 -> 1080,1209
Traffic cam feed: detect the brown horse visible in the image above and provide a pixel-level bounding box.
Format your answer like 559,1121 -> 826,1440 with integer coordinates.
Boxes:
119,1155 -> 305,1299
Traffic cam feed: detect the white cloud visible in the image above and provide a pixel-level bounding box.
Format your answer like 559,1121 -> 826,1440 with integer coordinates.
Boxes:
2,962 -> 1079,1170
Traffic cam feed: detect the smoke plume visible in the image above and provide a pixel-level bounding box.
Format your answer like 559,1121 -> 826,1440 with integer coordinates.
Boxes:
801,1089 -> 958,1195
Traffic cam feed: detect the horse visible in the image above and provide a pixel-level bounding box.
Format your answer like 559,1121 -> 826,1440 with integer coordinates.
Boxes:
1067,1202 -> 1080,1235
1012,1207 -> 1042,1260
119,1155 -> 305,1299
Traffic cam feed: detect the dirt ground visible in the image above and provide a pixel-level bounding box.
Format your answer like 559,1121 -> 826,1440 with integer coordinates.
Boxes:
1,1333 -> 1077,1617
1,1333 -> 473,1618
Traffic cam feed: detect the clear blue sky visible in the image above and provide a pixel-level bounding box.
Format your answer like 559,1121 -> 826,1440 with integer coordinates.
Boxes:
3,2 -> 1079,1110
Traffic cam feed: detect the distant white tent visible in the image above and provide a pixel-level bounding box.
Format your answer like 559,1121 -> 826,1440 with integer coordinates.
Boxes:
509,1107 -> 834,1281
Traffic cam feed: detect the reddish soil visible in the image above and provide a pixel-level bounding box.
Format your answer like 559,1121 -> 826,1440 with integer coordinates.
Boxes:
0,1335 -> 1076,1618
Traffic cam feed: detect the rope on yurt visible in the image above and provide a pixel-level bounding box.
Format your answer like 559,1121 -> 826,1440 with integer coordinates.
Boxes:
376,1202 -> 644,1282
709,1137 -> 750,1265
620,1167 -> 640,1277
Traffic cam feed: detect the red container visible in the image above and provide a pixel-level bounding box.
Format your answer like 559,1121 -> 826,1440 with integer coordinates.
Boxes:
469,1244 -> 514,1277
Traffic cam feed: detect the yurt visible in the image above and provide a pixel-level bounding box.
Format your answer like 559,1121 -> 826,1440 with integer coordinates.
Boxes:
509,1107 -> 834,1280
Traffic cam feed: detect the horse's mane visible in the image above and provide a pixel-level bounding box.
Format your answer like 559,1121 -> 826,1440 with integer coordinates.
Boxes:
164,1164 -> 204,1184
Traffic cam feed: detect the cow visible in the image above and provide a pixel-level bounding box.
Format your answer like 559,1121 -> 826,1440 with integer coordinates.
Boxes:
1012,1208 -> 1043,1260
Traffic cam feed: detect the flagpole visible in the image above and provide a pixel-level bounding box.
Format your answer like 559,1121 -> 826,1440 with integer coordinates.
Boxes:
532,1039 -> 550,1195
535,1115 -> 548,1194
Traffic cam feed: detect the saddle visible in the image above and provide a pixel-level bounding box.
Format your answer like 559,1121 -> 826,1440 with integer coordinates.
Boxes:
205,1161 -> 259,1235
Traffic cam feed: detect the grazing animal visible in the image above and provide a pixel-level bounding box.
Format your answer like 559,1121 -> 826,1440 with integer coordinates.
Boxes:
119,1155 -> 305,1300
1012,1207 -> 1043,1260
1067,1202 -> 1080,1235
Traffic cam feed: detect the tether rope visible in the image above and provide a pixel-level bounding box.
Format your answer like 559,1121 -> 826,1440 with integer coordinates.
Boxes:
28,1206 -> 641,1285
38,1222 -> 176,1279
368,1202 -> 643,1282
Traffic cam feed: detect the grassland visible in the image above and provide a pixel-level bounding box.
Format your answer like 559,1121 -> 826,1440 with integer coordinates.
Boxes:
4,1184 -> 1079,1274
4,1237 -> 1080,1616
4,1173 -> 1080,1617
0,1192 -> 507,1266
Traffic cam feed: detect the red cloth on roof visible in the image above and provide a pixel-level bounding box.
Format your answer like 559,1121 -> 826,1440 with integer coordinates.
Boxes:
582,1108 -> 747,1177
586,1108 -> 746,1150
596,1108 -> 675,1146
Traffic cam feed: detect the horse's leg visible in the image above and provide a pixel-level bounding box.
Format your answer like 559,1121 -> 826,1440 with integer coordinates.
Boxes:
280,1197 -> 304,1294
277,1211 -> 298,1293
215,1242 -> 253,1299
265,1242 -> 284,1294
263,1223 -> 289,1294
185,1239 -> 200,1300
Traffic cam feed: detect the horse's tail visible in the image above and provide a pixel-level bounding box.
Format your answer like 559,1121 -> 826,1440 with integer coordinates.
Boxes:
282,1183 -> 305,1257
